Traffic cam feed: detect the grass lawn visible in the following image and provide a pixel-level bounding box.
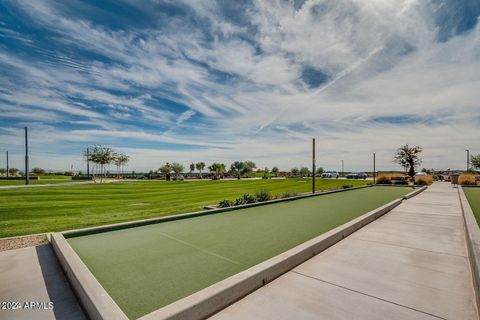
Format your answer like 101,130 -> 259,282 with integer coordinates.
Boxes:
464,187 -> 480,225
68,186 -> 414,319
0,178 -> 74,186
0,178 -> 368,238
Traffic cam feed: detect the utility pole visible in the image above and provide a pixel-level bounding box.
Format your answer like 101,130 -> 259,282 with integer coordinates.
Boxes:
6,151 -> 9,178
466,149 -> 470,172
25,127 -> 29,185
373,153 -> 376,184
86,147 -> 90,177
341,160 -> 344,177
312,138 -> 316,194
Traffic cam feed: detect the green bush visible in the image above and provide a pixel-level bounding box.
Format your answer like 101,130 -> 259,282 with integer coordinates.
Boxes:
234,194 -> 256,205
255,189 -> 272,202
341,184 -> 354,189
218,200 -> 233,208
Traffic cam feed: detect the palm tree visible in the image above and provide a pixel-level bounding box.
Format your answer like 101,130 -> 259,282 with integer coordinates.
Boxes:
208,163 -> 226,180
189,162 -> 195,173
195,162 -> 205,179
393,144 -> 423,178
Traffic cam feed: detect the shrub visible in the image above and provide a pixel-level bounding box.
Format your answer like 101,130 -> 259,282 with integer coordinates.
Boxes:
415,178 -> 429,185
376,175 -> 391,184
415,175 -> 432,185
459,174 -> 476,186
393,180 -> 408,185
255,189 -> 272,202
432,175 -> 439,181
234,194 -> 256,205
218,200 -> 233,208
341,184 -> 353,189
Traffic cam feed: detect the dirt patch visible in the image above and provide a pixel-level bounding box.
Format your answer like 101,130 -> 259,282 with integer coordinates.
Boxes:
0,234 -> 48,252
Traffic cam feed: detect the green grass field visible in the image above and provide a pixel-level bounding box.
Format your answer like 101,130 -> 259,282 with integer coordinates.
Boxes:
0,179 -> 368,237
0,177 -> 74,186
464,187 -> 480,225
68,186 -> 414,319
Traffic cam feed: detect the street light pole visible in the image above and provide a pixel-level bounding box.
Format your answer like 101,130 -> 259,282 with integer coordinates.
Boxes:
312,138 -> 316,194
6,151 -> 9,178
466,149 -> 470,172
341,160 -> 344,177
373,153 -> 376,184
25,127 -> 29,185
86,147 -> 90,177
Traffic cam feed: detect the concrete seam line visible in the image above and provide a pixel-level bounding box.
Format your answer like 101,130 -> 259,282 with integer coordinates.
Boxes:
50,233 -> 128,320
138,198 -> 407,320
62,185 -> 374,238
458,187 -> 480,313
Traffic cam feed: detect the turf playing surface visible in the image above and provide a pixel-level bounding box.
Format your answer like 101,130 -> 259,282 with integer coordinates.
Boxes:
0,178 -> 368,237
464,187 -> 480,225
68,186 -> 414,319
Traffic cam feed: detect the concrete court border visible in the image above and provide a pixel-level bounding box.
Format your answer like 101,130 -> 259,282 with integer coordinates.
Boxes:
459,186 -> 480,313
51,185 -> 426,320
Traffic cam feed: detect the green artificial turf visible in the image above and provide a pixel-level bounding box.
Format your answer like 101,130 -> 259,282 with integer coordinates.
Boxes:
464,187 -> 480,225
68,186 -> 413,319
0,179 -> 368,237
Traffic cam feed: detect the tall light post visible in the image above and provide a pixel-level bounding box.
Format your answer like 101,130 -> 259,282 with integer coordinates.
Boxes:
312,138 -> 316,194
341,160 -> 344,177
6,151 -> 9,178
86,147 -> 90,177
25,127 -> 29,185
373,153 -> 376,184
466,149 -> 470,171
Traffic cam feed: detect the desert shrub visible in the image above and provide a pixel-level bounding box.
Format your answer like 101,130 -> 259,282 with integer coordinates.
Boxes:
393,180 -> 408,185
255,189 -> 272,202
341,184 -> 354,189
415,175 -> 432,185
234,194 -> 256,205
415,178 -> 429,185
376,175 -> 391,184
218,200 -> 234,208
459,174 -> 476,186
432,175 -> 439,181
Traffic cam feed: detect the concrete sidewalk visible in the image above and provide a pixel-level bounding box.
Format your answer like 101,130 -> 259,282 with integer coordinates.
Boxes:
0,244 -> 85,320
211,183 -> 479,320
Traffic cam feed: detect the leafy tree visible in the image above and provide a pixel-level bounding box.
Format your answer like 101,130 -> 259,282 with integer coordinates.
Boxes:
271,166 -> 279,176
316,167 -> 324,175
89,146 -> 114,182
32,167 -> 45,175
471,154 -> 480,170
8,168 -> 19,176
114,153 -> 130,177
190,162 -> 195,173
291,167 -> 299,177
241,160 -> 256,177
299,167 -> 310,177
171,162 -> 184,178
159,163 -> 172,180
393,144 -> 423,178
195,162 -> 206,178
0,168 -> 6,176
231,161 -> 244,179
208,163 -> 226,179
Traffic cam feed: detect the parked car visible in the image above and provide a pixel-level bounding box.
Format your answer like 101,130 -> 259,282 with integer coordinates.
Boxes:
346,172 -> 368,179
321,171 -> 339,178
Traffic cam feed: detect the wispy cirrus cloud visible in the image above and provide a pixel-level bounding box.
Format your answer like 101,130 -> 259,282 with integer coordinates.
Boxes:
0,0 -> 479,172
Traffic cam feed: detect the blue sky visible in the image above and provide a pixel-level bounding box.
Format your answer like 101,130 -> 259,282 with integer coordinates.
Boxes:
0,0 -> 479,172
